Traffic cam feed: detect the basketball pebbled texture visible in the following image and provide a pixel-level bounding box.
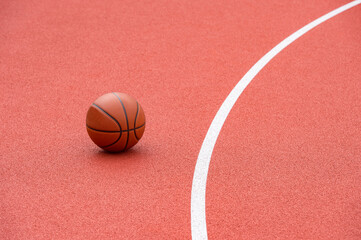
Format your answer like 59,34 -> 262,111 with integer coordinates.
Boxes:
86,92 -> 145,152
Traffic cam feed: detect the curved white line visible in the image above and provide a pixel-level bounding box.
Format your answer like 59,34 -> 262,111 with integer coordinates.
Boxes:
191,1 -> 361,239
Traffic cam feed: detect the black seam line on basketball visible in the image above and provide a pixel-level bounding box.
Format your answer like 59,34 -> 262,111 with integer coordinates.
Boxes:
92,103 -> 122,148
113,93 -> 129,151
86,123 -> 145,133
86,125 -> 119,133
134,102 -> 140,141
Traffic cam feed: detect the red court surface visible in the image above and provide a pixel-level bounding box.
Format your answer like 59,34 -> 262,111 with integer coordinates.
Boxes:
1,0 -> 360,239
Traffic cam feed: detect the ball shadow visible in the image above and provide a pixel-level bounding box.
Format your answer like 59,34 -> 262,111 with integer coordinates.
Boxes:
91,145 -> 148,163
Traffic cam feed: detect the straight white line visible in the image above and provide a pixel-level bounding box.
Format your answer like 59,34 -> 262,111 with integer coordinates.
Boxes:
190,1 -> 361,239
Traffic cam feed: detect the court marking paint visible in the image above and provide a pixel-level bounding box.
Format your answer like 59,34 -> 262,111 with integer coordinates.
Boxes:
190,1 -> 361,239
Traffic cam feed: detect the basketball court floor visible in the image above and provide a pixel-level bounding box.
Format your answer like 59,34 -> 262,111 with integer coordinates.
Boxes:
1,0 -> 361,239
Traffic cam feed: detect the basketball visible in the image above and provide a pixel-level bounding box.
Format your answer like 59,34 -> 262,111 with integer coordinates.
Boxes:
86,92 -> 145,152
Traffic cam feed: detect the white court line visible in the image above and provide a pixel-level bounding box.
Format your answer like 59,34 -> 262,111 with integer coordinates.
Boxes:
190,1 -> 361,239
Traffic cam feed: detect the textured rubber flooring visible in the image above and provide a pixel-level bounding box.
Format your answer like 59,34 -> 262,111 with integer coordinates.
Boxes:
0,0 -> 360,239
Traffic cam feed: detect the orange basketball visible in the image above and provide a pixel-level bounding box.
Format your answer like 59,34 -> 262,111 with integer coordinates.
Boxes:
86,92 -> 145,152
